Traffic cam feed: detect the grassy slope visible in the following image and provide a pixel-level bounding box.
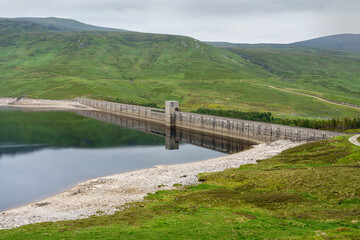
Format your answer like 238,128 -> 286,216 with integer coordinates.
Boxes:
0,29 -> 360,118
1,136 -> 359,239
223,46 -> 360,106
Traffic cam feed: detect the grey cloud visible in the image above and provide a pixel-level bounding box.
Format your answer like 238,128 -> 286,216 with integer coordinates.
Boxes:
79,0 -> 360,16
0,0 -> 359,43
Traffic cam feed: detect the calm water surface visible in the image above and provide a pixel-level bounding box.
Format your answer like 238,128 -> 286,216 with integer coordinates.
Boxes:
0,107 -> 254,211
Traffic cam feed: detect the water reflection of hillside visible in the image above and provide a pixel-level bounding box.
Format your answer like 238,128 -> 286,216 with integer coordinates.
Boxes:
0,144 -> 48,159
76,110 -> 256,154
0,109 -> 165,157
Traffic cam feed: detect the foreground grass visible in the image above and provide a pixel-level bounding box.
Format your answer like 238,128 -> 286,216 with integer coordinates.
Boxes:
1,135 -> 359,239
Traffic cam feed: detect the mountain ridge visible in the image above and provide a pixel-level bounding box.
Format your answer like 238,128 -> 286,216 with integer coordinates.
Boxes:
206,33 -> 360,52
291,33 -> 360,52
0,17 -> 128,33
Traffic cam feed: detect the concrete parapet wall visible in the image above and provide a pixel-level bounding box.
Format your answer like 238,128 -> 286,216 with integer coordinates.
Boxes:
174,111 -> 343,142
76,98 -> 165,124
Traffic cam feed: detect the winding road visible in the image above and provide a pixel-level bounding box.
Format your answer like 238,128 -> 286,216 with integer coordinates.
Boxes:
349,134 -> 360,147
265,85 -> 360,111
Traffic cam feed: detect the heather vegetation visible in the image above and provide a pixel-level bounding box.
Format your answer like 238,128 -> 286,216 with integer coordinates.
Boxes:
195,108 -> 274,122
277,117 -> 360,131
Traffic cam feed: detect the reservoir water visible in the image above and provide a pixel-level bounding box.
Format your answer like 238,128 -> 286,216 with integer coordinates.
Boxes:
0,107 -> 255,212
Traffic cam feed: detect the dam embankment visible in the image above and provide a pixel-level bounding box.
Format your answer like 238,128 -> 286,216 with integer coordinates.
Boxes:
76,98 -> 343,142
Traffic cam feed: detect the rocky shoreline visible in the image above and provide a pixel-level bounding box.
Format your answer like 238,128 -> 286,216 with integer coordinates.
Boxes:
0,97 -> 94,110
0,140 -> 303,230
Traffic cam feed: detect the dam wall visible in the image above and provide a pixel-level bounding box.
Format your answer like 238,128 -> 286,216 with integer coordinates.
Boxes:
76,98 -> 343,142
174,111 -> 343,142
76,98 -> 165,124
76,110 -> 253,154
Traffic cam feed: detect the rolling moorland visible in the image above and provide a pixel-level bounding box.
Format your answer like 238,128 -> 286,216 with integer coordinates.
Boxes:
206,36 -> 360,108
0,18 -> 360,119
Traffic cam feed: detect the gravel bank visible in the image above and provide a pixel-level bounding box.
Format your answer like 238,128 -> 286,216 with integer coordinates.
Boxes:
0,140 -> 303,230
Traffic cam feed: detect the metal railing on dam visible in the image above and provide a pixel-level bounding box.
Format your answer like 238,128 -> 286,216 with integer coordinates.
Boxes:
76,98 -> 344,143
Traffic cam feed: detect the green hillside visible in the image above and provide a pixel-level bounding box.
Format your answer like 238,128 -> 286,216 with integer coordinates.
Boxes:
208,38 -> 360,107
0,18 -> 359,118
221,46 -> 360,106
207,34 -> 360,52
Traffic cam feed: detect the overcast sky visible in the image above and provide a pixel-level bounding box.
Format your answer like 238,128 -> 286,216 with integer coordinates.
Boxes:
0,0 -> 359,43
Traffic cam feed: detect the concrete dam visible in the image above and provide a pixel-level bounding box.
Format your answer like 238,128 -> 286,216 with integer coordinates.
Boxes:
76,110 -> 255,153
76,98 -> 343,144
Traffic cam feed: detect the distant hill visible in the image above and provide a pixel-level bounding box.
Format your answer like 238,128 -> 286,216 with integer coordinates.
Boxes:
204,42 -> 241,48
207,34 -> 360,52
205,42 -> 283,49
291,34 -> 360,52
0,17 -> 127,34
0,18 -> 359,118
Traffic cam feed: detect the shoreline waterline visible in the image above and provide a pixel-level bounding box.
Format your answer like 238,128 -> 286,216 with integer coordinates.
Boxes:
0,139 -> 303,230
